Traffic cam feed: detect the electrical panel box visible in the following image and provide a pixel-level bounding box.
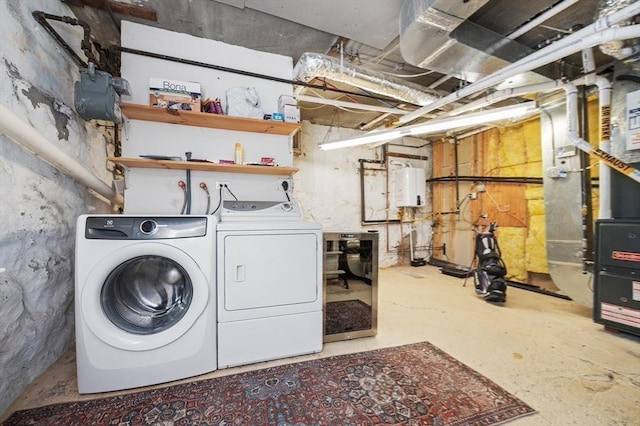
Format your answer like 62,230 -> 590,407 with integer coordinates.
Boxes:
593,219 -> 640,337
394,167 -> 426,208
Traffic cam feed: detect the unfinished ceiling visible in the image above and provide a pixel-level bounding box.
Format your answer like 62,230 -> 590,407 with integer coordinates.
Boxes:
62,0 -> 636,132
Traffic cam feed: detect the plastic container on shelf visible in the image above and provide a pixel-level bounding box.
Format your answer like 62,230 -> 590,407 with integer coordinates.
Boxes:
234,143 -> 243,165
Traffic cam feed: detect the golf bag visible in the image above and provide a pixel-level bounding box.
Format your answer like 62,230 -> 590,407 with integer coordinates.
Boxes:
473,222 -> 507,303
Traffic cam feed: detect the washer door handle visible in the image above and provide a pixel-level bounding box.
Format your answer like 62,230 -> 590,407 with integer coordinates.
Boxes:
234,264 -> 245,282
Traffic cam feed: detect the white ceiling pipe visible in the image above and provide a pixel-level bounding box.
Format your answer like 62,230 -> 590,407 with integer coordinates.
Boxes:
360,111 -> 398,131
563,83 -> 640,184
559,75 -> 613,219
507,0 -> 582,40
428,74 -> 453,90
447,81 -> 565,116
397,2 -> 640,125
584,74 -> 613,220
0,103 -> 123,207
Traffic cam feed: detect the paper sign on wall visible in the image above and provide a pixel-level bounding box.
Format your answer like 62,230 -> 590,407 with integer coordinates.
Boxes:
628,89 -> 640,151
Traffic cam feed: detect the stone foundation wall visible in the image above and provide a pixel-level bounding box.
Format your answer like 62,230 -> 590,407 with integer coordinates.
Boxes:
0,0 -> 113,415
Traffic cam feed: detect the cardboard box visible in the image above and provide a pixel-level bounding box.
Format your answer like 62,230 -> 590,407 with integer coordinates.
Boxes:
278,95 -> 299,122
282,104 -> 300,123
149,78 -> 201,112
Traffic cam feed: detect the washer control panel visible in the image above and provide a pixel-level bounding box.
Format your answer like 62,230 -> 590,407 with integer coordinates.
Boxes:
221,201 -> 301,221
85,216 -> 208,239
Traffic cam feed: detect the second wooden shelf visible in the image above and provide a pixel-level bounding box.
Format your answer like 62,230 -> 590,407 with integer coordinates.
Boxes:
109,157 -> 299,175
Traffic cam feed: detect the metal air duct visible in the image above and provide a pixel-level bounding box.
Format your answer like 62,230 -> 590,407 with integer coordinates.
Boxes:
293,52 -> 440,106
398,0 -> 554,86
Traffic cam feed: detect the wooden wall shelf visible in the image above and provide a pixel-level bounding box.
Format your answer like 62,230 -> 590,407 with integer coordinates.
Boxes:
121,103 -> 300,135
108,157 -> 299,175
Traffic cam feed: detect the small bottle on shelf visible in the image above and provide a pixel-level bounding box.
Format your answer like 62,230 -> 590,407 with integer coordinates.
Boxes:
234,143 -> 243,165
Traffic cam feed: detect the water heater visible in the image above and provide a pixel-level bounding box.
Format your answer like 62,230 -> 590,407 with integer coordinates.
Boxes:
395,167 -> 426,207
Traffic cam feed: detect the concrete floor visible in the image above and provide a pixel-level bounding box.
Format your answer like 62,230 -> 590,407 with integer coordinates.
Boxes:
3,265 -> 640,425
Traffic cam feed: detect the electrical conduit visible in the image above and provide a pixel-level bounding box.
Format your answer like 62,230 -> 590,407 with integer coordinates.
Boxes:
0,103 -> 123,207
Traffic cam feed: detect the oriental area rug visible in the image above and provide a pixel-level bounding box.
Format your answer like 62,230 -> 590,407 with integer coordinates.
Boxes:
3,342 -> 536,426
325,299 -> 373,335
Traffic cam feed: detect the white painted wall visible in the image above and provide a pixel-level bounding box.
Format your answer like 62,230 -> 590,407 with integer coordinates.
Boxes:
294,125 -> 433,267
0,0 -> 113,415
115,21 -> 435,263
119,21 -> 295,214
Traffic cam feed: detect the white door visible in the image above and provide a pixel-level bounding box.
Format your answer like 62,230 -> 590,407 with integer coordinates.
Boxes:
219,231 -> 320,321
81,242 -> 209,351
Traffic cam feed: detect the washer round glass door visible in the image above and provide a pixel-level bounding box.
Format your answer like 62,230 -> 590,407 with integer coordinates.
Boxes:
82,242 -> 209,351
101,255 -> 193,335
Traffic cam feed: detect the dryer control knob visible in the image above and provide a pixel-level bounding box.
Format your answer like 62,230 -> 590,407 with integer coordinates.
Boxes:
140,219 -> 158,235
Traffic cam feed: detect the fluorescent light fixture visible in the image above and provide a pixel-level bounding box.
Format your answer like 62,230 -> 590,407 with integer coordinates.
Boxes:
318,101 -> 537,150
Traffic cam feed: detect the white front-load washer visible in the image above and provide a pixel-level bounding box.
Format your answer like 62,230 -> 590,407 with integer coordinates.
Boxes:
75,215 -> 217,393
217,201 -> 322,368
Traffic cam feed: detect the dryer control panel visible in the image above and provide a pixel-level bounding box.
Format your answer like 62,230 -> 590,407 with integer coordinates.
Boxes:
221,201 -> 301,221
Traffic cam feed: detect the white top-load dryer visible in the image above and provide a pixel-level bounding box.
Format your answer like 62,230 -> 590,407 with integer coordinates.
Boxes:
217,201 -> 322,368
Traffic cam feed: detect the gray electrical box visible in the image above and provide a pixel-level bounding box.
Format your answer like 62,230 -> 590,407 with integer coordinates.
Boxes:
74,63 -> 129,123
